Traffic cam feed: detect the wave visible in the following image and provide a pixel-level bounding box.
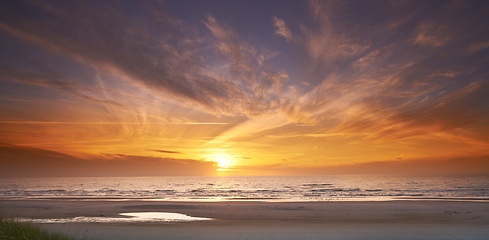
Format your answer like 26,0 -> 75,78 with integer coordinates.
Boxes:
1,175 -> 488,201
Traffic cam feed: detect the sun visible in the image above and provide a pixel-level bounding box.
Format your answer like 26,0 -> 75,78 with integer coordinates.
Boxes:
207,153 -> 234,171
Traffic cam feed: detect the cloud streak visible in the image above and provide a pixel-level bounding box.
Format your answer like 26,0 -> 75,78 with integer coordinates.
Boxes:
149,149 -> 181,154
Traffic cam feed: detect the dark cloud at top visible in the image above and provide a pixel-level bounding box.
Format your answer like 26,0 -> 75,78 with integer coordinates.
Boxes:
0,0 -> 287,117
0,1 -> 211,103
2,0 -> 487,123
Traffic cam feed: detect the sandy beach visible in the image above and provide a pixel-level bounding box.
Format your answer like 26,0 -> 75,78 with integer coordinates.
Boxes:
1,199 -> 488,239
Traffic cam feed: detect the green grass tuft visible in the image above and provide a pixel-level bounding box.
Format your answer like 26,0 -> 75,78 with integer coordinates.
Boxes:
0,217 -> 75,240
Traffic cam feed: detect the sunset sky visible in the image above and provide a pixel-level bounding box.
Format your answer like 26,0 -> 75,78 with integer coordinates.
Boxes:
1,0 -> 489,177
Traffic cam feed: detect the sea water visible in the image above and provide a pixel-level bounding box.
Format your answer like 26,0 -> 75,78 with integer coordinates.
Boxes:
1,175 -> 488,201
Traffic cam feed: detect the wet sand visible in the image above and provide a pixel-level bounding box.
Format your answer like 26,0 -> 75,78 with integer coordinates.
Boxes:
1,199 -> 488,239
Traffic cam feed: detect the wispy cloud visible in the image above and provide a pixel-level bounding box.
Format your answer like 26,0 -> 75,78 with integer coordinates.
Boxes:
302,0 -> 370,65
413,23 -> 451,47
206,114 -> 291,145
467,40 -> 489,53
333,78 -> 489,144
352,50 -> 380,69
277,0 -> 489,151
203,15 -> 289,117
273,17 -> 292,42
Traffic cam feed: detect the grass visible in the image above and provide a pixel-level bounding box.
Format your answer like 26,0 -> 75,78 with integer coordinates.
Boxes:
0,217 -> 75,240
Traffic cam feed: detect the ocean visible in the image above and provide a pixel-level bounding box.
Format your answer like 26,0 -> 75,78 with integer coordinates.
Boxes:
1,175 -> 488,201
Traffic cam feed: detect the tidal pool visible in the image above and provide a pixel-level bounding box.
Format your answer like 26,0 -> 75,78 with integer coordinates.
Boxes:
119,212 -> 213,221
19,212 -> 213,223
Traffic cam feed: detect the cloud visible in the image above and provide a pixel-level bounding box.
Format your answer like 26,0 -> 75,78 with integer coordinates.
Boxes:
206,114 -> 291,145
352,50 -> 380,69
149,149 -> 181,154
285,0 -> 489,145
413,23 -> 451,47
0,143 -> 216,177
334,76 -> 489,145
0,1 -> 222,109
273,17 -> 292,41
302,0 -> 370,65
0,64 -> 121,106
203,15 -> 289,116
427,71 -> 457,78
0,1 -> 288,118
287,53 -> 488,150
466,40 -> 489,53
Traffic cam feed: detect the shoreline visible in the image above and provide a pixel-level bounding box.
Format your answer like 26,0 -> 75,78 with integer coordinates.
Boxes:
1,199 -> 488,239
3,196 -> 489,202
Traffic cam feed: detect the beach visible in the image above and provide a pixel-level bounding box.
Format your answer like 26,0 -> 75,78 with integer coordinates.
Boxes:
1,199 -> 488,239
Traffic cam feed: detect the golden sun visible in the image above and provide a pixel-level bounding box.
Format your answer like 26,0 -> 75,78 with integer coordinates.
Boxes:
208,153 -> 234,171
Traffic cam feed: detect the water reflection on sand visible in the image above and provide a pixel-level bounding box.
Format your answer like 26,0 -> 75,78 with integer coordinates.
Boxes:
120,212 -> 212,221
19,212 -> 213,223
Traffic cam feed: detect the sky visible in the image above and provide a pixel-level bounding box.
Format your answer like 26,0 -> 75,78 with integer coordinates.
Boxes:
1,0 -> 489,177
